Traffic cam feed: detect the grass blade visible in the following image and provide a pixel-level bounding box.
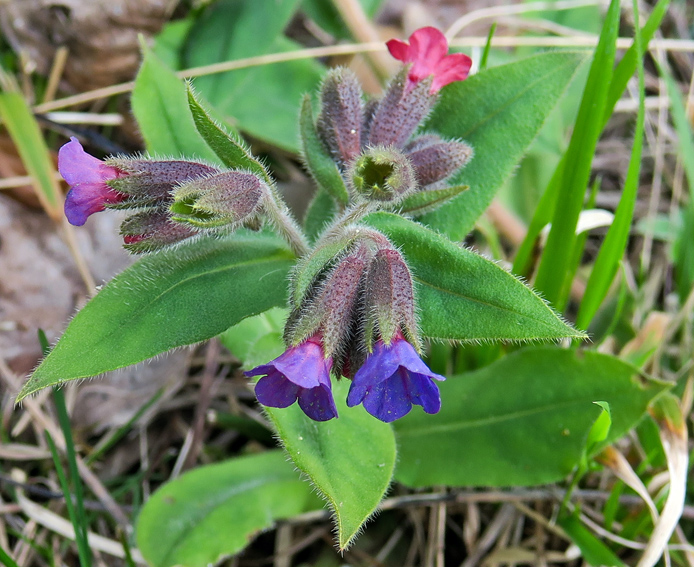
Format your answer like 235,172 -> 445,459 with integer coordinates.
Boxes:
533,0 -> 621,308
576,0 -> 645,329
0,92 -> 63,221
513,0 -> 670,281
0,547 -> 19,567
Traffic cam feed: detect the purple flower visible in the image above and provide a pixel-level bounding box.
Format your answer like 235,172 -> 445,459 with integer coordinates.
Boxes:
246,337 -> 338,422
59,137 -> 127,226
347,335 -> 445,423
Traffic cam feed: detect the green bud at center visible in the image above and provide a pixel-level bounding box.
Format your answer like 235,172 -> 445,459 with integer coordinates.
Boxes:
350,146 -> 416,203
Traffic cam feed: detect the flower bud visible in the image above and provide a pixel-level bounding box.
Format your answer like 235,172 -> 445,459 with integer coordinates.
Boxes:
404,135 -> 473,186
120,209 -> 198,253
350,146 -> 417,203
286,243 -> 372,360
365,70 -> 435,149
316,68 -> 364,167
364,247 -> 420,351
170,171 -> 264,229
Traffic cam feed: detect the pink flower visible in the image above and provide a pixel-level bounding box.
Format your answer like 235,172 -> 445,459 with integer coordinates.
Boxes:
386,27 -> 472,93
59,137 -> 127,226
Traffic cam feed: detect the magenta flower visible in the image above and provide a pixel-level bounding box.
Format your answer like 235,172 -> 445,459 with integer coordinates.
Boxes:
347,334 -> 445,423
386,27 -> 472,93
58,137 -> 127,226
246,337 -> 338,421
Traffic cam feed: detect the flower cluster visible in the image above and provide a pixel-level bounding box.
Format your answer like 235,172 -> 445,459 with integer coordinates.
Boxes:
246,27 -> 472,423
58,26 -> 473,423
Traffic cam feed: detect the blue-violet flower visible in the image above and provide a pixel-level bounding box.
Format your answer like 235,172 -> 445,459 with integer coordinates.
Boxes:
347,334 -> 445,423
246,337 -> 338,421
59,137 -> 127,226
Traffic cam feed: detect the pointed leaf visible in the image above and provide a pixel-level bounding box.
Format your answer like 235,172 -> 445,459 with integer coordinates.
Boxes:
420,50 -> 588,240
131,48 -> 220,162
266,380 -> 396,550
136,451 -> 321,567
187,86 -> 271,184
397,184 -> 468,215
394,347 -> 670,487
365,213 -> 583,341
18,234 -> 295,400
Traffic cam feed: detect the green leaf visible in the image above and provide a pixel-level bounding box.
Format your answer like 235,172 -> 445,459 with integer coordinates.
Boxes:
534,0 -> 621,307
222,319 -> 397,551
303,188 -> 338,243
136,451 -> 320,567
301,0 -> 384,39
365,213 -> 583,341
183,0 -> 323,151
220,307 -> 287,370
266,380 -> 396,550
397,184 -> 468,216
131,47 -> 220,162
0,92 -> 62,220
187,86 -> 271,183
559,512 -> 626,567
420,50 -> 588,241
394,347 -> 670,487
18,234 -> 295,400
299,95 -> 350,205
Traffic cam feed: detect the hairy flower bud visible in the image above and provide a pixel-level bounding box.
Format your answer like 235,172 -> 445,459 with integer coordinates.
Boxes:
366,71 -> 435,149
364,247 -> 420,351
350,146 -> 417,203
170,171 -> 265,229
120,209 -> 198,253
286,243 -> 373,360
405,135 -> 473,186
316,68 -> 364,167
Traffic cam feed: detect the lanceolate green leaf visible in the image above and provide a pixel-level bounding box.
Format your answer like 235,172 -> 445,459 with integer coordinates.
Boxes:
136,451 -> 321,567
131,48 -> 220,162
420,50 -> 588,241
365,213 -> 584,341
394,348 -> 670,487
18,234 -> 295,400
266,380 -> 396,551
187,86 -> 271,184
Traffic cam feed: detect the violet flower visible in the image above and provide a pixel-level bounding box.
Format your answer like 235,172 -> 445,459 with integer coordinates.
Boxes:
386,27 -> 472,93
347,334 -> 445,423
59,137 -> 127,226
246,337 -> 338,421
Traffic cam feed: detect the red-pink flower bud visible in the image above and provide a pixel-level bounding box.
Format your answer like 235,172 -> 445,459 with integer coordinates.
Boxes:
366,71 -> 435,150
120,209 -> 198,253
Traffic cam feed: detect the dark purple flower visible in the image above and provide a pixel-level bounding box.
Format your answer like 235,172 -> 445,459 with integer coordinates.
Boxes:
347,335 -> 444,423
59,137 -> 127,226
246,337 -> 338,421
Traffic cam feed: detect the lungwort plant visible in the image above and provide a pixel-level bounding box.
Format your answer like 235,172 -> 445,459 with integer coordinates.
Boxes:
17,12 -> 676,565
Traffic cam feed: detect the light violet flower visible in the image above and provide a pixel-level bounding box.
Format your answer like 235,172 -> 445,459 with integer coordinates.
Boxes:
59,137 -> 127,226
347,333 -> 445,423
386,27 -> 472,93
246,337 -> 338,422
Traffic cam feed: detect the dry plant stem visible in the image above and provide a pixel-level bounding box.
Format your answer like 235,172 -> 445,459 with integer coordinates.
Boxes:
445,0 -> 604,38
425,498 -> 446,567
30,39 -> 694,115
180,340 -> 220,472
330,0 -> 396,80
0,172 -> 63,190
0,359 -> 128,526
43,47 -> 69,104
59,217 -> 97,294
273,523 -> 293,567
460,503 -> 516,567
